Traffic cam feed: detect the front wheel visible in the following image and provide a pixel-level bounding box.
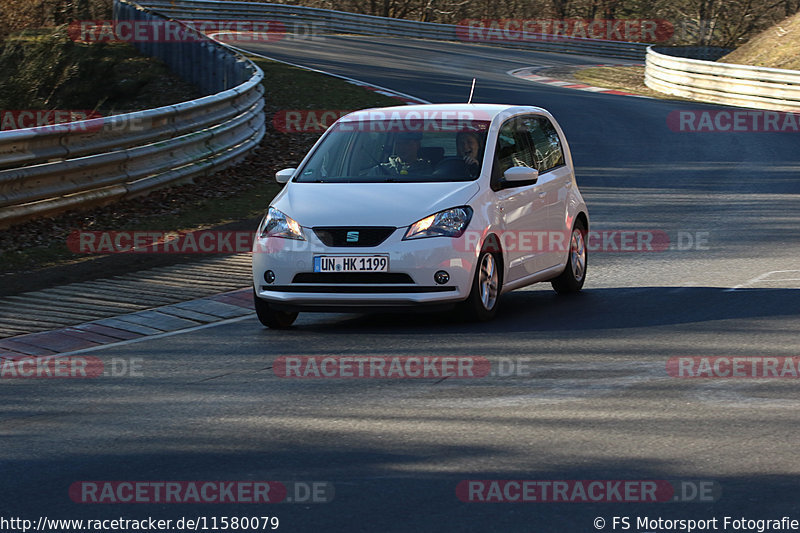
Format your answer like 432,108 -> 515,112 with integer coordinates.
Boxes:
254,289 -> 298,329
460,247 -> 502,321
551,221 -> 587,294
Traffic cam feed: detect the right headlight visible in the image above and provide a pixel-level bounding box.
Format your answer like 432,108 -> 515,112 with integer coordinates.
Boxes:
259,207 -> 305,240
403,206 -> 473,240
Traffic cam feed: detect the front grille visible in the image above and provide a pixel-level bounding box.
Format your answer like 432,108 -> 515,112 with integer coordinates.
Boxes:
293,273 -> 414,284
313,226 -> 396,247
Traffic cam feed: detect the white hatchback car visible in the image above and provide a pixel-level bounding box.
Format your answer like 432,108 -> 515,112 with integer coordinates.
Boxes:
252,104 -> 588,328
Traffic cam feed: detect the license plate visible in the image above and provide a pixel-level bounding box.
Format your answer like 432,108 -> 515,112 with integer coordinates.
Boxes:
314,255 -> 389,273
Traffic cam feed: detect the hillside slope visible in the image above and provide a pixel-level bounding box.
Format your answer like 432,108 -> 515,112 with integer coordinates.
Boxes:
719,10 -> 800,70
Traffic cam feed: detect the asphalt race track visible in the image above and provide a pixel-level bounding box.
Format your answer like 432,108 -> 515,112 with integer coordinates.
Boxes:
2,35 -> 800,533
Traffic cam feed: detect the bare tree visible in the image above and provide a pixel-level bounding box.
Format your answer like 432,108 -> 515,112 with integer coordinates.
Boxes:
201,0 -> 798,46
550,0 -> 570,18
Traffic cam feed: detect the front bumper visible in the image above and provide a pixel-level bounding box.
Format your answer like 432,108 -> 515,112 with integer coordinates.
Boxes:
252,228 -> 476,311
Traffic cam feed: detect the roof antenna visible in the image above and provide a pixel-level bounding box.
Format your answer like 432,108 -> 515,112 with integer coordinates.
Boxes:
467,78 -> 476,104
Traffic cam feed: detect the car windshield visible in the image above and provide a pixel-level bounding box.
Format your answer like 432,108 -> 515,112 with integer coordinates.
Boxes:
294,118 -> 491,183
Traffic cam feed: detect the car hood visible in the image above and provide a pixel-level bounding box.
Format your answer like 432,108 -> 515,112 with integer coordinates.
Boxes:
272,181 -> 480,227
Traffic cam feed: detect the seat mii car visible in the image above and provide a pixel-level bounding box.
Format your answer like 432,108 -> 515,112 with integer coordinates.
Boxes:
252,104 -> 589,328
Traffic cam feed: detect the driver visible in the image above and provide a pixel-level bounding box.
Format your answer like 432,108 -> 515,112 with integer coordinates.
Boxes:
378,132 -> 433,175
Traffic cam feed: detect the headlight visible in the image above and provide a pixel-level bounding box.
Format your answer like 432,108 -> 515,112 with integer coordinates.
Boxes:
259,207 -> 305,240
403,206 -> 473,240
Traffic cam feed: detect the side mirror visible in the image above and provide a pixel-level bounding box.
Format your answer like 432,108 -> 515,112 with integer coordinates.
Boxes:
275,168 -> 296,184
503,166 -> 539,183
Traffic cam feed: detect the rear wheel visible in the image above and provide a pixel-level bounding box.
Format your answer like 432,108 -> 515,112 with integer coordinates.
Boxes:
460,246 -> 502,321
254,289 -> 298,329
551,221 -> 587,294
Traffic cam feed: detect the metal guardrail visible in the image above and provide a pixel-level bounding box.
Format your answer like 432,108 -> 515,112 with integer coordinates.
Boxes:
139,0 -> 650,61
0,0 -> 265,228
645,46 -> 800,111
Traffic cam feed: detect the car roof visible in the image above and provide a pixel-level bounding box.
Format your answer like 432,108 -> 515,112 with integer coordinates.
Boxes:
337,103 -> 551,123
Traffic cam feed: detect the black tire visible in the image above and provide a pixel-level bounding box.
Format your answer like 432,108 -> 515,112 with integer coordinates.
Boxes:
551,220 -> 587,294
460,246 -> 502,321
254,289 -> 298,329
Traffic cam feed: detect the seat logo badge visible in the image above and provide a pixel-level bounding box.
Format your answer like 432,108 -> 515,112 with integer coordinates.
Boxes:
346,231 -> 359,243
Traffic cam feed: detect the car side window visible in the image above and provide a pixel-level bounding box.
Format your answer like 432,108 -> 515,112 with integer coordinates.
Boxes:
522,116 -> 565,173
491,118 -> 537,189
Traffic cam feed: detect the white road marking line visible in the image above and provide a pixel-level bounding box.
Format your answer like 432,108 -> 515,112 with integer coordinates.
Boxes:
726,270 -> 800,291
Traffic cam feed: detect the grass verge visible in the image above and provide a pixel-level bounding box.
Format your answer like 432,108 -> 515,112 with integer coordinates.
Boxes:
573,65 -> 693,101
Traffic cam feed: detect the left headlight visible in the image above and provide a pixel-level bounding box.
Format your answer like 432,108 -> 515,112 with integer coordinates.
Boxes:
403,206 -> 473,240
259,207 -> 306,240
